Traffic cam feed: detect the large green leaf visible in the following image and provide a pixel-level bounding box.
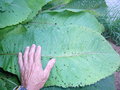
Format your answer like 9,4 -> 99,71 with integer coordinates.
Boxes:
24,0 -> 52,21
42,75 -> 116,90
0,0 -> 31,28
0,11 -> 120,87
0,26 -> 15,40
50,0 -> 71,6
0,0 -> 53,28
29,10 -> 104,33
54,0 -> 107,18
42,0 -> 71,10
57,0 -> 120,45
0,69 -> 19,90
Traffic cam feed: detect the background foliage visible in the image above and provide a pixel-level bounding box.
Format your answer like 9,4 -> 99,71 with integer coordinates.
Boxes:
43,0 -> 120,45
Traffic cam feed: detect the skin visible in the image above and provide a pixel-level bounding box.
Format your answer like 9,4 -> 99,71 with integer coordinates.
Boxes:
18,44 -> 56,90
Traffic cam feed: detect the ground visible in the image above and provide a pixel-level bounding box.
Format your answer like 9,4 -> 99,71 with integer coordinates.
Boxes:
109,41 -> 120,90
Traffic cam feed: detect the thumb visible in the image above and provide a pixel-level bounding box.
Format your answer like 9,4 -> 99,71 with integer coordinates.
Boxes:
44,59 -> 56,79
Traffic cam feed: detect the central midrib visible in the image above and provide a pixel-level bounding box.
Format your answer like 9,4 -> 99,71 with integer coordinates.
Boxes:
0,52 -> 113,58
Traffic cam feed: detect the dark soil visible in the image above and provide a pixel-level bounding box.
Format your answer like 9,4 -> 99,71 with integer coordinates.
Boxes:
109,41 -> 120,90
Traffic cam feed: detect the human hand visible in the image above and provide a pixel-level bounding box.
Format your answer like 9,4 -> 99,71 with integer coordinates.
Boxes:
18,44 -> 56,90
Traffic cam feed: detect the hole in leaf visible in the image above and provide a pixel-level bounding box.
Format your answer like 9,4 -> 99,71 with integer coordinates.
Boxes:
55,23 -> 57,25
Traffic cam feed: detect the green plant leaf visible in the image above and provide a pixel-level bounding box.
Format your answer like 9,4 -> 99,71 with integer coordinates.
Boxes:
58,0 -> 120,46
42,75 -> 116,90
51,0 -> 71,5
0,11 -> 120,87
42,0 -> 71,10
24,0 -> 52,21
0,0 -> 31,28
31,10 -> 104,33
0,69 -> 19,90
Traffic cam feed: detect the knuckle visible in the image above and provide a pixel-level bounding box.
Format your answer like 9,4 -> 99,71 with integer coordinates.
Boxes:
35,53 -> 38,58
28,53 -> 31,57
28,52 -> 33,57
29,60 -> 33,64
35,62 -> 40,66
35,53 -> 38,57
35,52 -> 37,55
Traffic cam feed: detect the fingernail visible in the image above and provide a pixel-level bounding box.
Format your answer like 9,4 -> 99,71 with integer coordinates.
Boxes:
38,45 -> 41,48
19,52 -> 22,55
32,44 -> 35,47
52,58 -> 56,63
26,46 -> 29,48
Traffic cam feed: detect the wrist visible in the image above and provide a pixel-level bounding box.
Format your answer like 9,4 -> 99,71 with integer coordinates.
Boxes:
26,85 -> 41,90
14,86 -> 27,90
26,87 -> 40,90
